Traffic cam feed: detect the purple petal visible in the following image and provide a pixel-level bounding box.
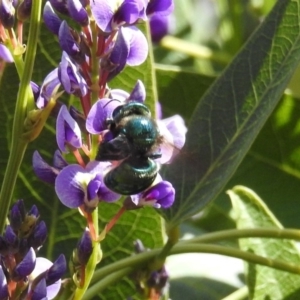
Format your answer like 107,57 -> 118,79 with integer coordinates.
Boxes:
77,229 -> 92,265
46,254 -> 66,285
150,14 -> 170,43
56,105 -> 82,152
58,21 -> 85,63
86,161 -> 121,202
129,80 -> 146,102
157,115 -> 187,164
110,89 -> 129,101
107,26 -> 130,80
30,257 -> 62,300
0,0 -> 15,28
29,221 -> 47,249
10,199 -> 25,231
123,26 -> 148,66
0,44 -> 13,62
113,0 -> 146,27
146,0 -> 174,16
13,248 -> 36,280
49,0 -> 69,15
87,174 -> 102,200
143,181 -> 175,208
58,51 -> 88,96
53,150 -> 68,170
90,0 -> 114,32
86,98 -> 120,134
31,278 -> 47,300
155,101 -> 162,119
32,150 -> 60,184
43,1 -> 62,35
0,266 -> 9,300
67,0 -> 89,26
55,164 -> 87,208
36,69 -> 61,109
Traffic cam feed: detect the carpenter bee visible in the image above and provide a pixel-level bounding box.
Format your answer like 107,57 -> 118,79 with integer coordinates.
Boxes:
96,101 -> 163,195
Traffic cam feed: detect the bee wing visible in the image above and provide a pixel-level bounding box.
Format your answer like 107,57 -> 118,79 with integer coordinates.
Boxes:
96,134 -> 131,161
156,115 -> 187,164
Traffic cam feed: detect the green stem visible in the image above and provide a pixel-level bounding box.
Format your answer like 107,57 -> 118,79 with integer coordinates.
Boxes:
84,228 -> 300,299
87,243 -> 300,299
73,208 -> 100,300
184,228 -> 300,244
221,286 -> 248,300
83,268 -> 131,300
0,0 -> 42,233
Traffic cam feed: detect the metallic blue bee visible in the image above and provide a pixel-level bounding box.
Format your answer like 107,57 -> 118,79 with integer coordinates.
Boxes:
96,101 -> 162,195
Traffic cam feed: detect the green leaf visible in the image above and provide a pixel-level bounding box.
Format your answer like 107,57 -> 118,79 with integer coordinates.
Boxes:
156,64 -> 215,120
161,0 -> 300,227
228,185 -> 300,300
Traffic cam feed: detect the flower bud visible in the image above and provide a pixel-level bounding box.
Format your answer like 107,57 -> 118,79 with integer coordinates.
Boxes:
67,0 -> 89,26
0,266 -> 9,300
46,254 -> 66,285
0,44 -> 13,63
17,0 -> 32,22
0,0 -> 15,28
10,199 -> 26,231
12,247 -> 36,281
43,1 -> 62,35
76,229 -> 93,266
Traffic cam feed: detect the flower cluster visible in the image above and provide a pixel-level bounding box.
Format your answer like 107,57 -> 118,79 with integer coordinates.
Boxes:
0,200 -> 66,300
2,0 -> 184,298
31,0 -> 184,215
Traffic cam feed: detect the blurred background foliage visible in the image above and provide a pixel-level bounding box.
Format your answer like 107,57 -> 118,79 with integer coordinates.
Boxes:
153,0 -> 300,298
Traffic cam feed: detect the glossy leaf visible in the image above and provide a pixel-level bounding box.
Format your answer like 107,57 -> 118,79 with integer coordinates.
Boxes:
228,185 -> 300,299
161,0 -> 300,227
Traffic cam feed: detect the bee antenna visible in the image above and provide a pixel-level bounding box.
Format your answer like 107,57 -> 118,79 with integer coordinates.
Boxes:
103,99 -> 122,108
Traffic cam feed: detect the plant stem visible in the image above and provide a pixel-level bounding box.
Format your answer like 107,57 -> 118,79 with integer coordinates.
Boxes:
221,286 -> 248,300
0,0 -> 42,233
88,240 -> 300,298
184,228 -> 300,244
83,268 -> 131,300
73,208 -> 100,300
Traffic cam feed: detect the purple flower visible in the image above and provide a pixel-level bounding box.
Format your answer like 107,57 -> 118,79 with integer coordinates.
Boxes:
0,44 -> 13,62
0,266 -> 9,300
58,21 -> 85,63
12,248 -> 36,281
10,199 -> 26,231
90,0 -> 147,33
156,115 -> 187,164
43,1 -> 62,35
67,0 -> 89,26
58,51 -> 88,96
55,161 -> 120,209
56,105 -> 82,152
17,0 -> 33,22
105,26 -> 148,81
129,80 -> 146,102
32,150 -> 67,184
150,14 -> 170,43
76,229 -> 93,265
86,98 -> 121,134
49,0 -> 69,15
146,0 -> 174,17
36,69 -> 61,109
0,0 -> 15,28
29,256 -> 66,300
